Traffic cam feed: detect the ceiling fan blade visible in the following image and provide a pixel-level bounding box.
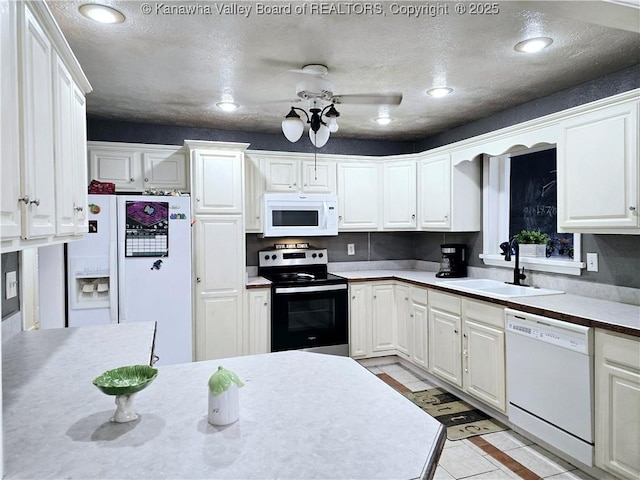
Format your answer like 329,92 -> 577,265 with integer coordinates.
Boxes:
331,93 -> 403,106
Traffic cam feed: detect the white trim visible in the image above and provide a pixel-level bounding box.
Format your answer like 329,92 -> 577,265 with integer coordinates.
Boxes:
480,254 -> 585,276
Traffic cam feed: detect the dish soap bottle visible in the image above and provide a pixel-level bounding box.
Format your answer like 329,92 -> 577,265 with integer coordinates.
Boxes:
207,366 -> 244,425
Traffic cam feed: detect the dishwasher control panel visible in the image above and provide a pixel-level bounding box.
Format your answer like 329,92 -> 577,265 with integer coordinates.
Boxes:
505,309 -> 592,355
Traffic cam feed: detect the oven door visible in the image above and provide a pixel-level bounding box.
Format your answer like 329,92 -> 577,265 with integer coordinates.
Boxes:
271,283 -> 348,352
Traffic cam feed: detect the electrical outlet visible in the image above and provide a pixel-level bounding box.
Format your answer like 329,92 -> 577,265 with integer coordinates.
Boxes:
6,271 -> 17,299
347,244 -> 355,256
586,253 -> 599,272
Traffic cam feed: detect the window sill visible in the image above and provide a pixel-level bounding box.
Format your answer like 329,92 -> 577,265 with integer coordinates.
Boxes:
479,254 -> 585,276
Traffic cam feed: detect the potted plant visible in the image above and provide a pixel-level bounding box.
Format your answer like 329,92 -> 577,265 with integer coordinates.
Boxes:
514,229 -> 550,257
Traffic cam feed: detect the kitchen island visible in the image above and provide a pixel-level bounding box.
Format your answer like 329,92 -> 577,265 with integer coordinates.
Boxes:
2,323 -> 445,479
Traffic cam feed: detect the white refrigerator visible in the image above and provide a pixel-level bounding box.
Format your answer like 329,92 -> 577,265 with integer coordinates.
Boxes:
67,194 -> 193,365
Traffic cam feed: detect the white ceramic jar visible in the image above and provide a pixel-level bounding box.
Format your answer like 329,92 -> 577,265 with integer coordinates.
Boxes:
208,383 -> 240,425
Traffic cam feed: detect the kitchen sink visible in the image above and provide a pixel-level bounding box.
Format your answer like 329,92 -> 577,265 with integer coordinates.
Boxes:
438,278 -> 564,298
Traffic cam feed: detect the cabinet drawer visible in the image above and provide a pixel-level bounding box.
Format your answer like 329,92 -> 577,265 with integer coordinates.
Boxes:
410,286 -> 428,306
463,299 -> 504,329
430,290 -> 461,315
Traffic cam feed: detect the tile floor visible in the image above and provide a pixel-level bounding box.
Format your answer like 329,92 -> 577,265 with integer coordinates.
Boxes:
361,360 -> 598,480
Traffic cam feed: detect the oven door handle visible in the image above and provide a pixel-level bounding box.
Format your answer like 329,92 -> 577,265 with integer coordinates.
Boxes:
275,284 -> 348,294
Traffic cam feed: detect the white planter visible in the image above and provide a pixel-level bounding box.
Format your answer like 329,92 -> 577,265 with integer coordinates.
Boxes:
519,244 -> 547,257
208,384 -> 240,426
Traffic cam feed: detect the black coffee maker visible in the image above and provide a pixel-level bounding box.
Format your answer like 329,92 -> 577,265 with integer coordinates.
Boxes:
435,244 -> 467,278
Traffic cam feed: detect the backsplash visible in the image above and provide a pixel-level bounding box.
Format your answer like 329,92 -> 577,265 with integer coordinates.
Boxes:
246,231 -> 640,290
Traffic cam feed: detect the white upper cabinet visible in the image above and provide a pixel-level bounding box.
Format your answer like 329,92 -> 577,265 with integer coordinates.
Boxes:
244,154 -> 264,232
558,100 -> 639,234
418,153 -> 481,232
337,161 -> 381,230
261,155 -> 337,194
88,142 -> 188,192
20,4 -> 56,239
1,1 -> 91,253
383,160 -> 417,229
1,1 -> 22,241
188,141 -> 246,215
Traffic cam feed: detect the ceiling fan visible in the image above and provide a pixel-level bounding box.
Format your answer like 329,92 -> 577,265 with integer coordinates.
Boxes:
282,64 -> 403,147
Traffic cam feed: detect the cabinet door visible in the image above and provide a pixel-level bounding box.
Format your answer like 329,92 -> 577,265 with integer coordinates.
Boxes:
301,160 -> 336,193
247,289 -> 270,355
419,155 -> 451,230
411,301 -> 428,369
1,1 -> 22,240
53,53 -> 76,236
595,331 -> 640,480
337,162 -> 380,230
20,5 -> 56,238
89,148 -> 142,191
349,283 -> 369,358
142,150 -> 187,191
371,284 -> 395,353
264,158 -> 298,191
395,283 -> 411,356
429,308 -> 462,387
558,102 -> 639,232
463,319 -> 506,411
195,295 -> 242,361
245,155 -> 263,232
383,161 -> 417,229
192,149 -> 243,214
71,83 -> 88,233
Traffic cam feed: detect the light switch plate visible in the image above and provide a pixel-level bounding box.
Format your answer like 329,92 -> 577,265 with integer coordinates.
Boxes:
347,244 -> 355,256
6,271 -> 17,299
586,253 -> 598,272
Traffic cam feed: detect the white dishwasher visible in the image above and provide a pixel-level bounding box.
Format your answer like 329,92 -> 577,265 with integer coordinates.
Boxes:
505,309 -> 594,467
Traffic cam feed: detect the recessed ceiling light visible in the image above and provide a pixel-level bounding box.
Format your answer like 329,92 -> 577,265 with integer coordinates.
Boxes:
373,117 -> 393,126
79,4 -> 125,24
427,87 -> 453,98
514,37 -> 553,53
216,102 -> 239,112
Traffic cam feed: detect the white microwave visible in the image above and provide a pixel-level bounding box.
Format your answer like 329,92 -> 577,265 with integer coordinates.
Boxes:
263,193 -> 338,237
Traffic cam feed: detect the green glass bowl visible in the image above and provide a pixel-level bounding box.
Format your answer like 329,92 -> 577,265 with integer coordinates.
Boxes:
93,365 -> 158,396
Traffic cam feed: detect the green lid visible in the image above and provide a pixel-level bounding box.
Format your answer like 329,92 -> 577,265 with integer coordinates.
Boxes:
208,366 -> 244,395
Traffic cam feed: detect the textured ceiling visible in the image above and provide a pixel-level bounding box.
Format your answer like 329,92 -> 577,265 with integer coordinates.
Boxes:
48,1 -> 640,141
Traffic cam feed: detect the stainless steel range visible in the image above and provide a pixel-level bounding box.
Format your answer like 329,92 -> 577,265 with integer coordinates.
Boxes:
258,246 -> 348,356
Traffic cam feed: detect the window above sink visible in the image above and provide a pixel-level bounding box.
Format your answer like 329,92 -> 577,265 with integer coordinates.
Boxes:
481,145 -> 586,276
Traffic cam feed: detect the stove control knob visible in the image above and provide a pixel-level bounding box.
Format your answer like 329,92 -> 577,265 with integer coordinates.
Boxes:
264,255 -> 270,260
318,253 -> 324,258
272,254 -> 277,260
312,253 -> 317,258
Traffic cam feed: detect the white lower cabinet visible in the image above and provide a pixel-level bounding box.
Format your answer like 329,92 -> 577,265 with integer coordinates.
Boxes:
349,283 -> 369,359
246,288 -> 270,355
462,299 -> 506,412
595,330 -> 640,480
429,291 -> 463,387
395,283 -> 411,357
196,295 -> 242,361
371,283 -> 396,353
410,287 -> 429,369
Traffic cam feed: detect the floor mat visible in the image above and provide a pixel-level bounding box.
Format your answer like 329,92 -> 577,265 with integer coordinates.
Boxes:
404,387 -> 508,440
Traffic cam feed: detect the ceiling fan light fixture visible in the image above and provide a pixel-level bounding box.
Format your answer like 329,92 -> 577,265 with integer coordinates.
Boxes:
514,37 -> 553,53
325,104 -> 340,133
79,4 -> 125,24
282,108 -> 305,143
309,123 -> 330,148
427,87 -> 453,98
216,102 -> 239,112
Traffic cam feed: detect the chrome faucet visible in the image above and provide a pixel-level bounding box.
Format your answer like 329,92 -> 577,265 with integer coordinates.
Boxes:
500,237 -> 527,286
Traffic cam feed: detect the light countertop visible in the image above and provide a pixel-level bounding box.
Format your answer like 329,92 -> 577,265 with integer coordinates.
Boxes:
248,269 -> 639,335
3,324 -> 444,480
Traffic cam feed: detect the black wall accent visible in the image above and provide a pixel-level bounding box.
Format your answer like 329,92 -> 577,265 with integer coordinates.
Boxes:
86,118 -> 414,156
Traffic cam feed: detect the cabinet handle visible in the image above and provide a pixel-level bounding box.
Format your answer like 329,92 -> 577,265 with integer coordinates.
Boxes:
29,198 -> 40,206
630,206 -> 637,211
352,296 -> 355,299
74,206 -> 84,212
196,277 -> 201,283
304,183 -> 308,187
18,195 -> 30,204
410,314 -> 414,317
263,302 -> 268,306
144,177 -> 149,182
454,329 -> 458,334
130,178 -> 135,182
444,214 -> 449,219
373,295 -> 377,299
411,214 -> 415,219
